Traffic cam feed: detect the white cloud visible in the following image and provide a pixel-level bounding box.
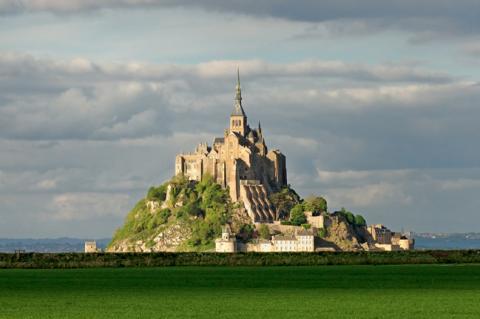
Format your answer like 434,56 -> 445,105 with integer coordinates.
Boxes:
36,179 -> 57,190
439,178 -> 480,191
48,192 -> 130,221
326,182 -> 412,208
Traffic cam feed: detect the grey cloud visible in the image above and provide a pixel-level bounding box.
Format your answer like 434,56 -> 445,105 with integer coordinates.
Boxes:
1,1 -> 480,38
2,53 -> 480,235
304,168 -> 480,232
461,43 -> 480,58
0,53 -> 455,142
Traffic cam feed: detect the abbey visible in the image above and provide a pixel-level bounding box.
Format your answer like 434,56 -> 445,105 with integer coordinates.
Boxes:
175,71 -> 287,223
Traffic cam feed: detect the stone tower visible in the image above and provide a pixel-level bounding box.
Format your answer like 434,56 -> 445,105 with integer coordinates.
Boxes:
230,68 -> 247,136
175,70 -> 287,223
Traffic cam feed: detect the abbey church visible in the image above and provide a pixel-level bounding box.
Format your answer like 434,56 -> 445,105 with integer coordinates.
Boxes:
175,71 -> 287,223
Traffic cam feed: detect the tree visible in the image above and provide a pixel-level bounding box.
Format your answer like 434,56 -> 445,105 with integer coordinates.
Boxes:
289,204 -> 307,226
269,186 -> 302,219
354,214 -> 367,226
258,224 -> 270,240
239,224 -> 254,239
339,207 -> 355,224
303,196 -> 328,214
317,228 -> 327,238
146,184 -> 168,201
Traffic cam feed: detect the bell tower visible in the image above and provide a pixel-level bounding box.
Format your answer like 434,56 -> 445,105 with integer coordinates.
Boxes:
230,68 -> 247,136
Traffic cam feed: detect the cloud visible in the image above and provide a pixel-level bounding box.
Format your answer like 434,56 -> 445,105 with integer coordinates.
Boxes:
47,192 -> 130,220
1,0 -> 479,40
326,182 -> 412,208
462,43 -> 480,58
36,179 -> 57,190
0,53 -> 459,143
1,52 -> 480,235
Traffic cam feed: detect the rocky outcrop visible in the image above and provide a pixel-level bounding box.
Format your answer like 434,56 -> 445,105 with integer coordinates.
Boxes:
108,220 -> 193,253
323,215 -> 371,251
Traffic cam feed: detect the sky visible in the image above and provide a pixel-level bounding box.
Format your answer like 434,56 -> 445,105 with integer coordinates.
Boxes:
1,0 -> 480,237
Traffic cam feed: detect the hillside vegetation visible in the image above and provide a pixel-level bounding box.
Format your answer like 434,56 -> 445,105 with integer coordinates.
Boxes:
108,175 -> 234,252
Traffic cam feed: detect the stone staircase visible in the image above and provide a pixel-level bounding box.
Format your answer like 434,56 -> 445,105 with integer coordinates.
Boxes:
240,183 -> 276,223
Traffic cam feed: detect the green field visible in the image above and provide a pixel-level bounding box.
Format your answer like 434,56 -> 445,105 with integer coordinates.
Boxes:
1,265 -> 479,318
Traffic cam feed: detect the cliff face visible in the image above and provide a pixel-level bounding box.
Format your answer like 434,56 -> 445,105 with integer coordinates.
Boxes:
322,214 -> 372,251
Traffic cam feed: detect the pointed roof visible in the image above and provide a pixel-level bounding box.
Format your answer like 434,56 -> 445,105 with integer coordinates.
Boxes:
231,68 -> 246,117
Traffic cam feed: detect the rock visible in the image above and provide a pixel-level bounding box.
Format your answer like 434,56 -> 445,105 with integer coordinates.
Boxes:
146,200 -> 160,213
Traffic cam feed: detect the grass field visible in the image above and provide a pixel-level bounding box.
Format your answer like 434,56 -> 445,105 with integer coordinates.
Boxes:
1,265 -> 479,318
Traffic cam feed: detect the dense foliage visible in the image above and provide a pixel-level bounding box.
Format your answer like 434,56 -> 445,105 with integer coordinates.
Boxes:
303,195 -> 328,214
258,224 -> 270,240
289,204 -> 307,226
3,251 -> 480,268
269,186 -> 301,219
337,208 -> 367,227
109,174 -> 233,251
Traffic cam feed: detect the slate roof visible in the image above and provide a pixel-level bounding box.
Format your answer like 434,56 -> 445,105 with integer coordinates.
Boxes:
214,137 -> 225,144
231,103 -> 246,116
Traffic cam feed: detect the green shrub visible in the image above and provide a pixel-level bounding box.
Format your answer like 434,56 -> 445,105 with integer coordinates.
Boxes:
147,184 -> 168,201
290,204 -> 307,226
317,228 -> 327,238
338,207 -> 355,224
239,224 -> 255,238
258,224 -> 270,239
354,214 -> 367,226
269,186 -> 302,219
303,196 -> 327,214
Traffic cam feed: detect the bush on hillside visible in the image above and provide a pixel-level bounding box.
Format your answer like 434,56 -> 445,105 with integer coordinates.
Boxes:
303,196 -> 328,214
354,214 -> 367,227
258,224 -> 270,239
290,204 -> 307,226
269,186 -> 302,219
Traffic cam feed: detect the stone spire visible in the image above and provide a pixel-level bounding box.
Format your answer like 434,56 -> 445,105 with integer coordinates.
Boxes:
232,68 -> 246,116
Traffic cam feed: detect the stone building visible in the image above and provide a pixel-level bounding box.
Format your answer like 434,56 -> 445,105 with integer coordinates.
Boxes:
175,70 -> 287,223
305,211 -> 325,229
215,225 -> 237,252
296,229 -> 315,252
270,229 -> 315,252
368,225 -> 415,251
367,224 -> 392,244
84,241 -> 98,253
272,235 -> 297,252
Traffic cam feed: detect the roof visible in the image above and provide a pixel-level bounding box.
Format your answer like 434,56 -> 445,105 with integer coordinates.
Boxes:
274,235 -> 296,241
231,102 -> 246,117
213,137 -> 224,144
296,229 -> 314,236
231,69 -> 246,117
